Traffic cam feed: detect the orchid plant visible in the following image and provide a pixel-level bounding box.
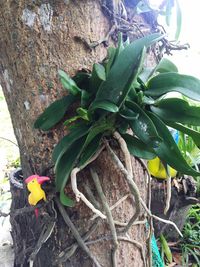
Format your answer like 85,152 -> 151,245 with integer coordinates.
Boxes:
35,33 -> 200,205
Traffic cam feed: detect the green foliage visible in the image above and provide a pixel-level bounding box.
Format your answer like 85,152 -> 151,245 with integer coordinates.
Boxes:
35,33 -> 200,205
160,234 -> 173,264
181,205 -> 200,266
34,95 -> 75,131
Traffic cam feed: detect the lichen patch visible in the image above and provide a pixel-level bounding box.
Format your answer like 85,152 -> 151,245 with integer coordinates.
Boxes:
38,4 -> 53,32
3,69 -> 13,93
21,9 -> 36,28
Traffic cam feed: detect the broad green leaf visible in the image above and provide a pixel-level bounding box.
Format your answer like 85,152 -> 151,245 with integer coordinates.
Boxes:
146,73 -> 200,101
72,71 -> 90,90
115,32 -> 124,58
148,112 -> 200,176
122,134 -> 156,160
127,87 -> 137,102
81,90 -> 92,108
160,234 -> 173,264
60,190 -> 74,207
34,95 -> 75,131
165,121 -> 200,147
78,134 -> 102,167
175,0 -> 182,40
55,136 -> 86,192
118,47 -> 147,106
90,100 -> 119,113
155,58 -> 178,73
126,101 -> 162,147
52,124 -> 90,163
119,107 -> 139,120
92,33 -> 164,107
105,47 -> 117,74
90,63 -> 106,92
118,120 -> 129,134
138,67 -> 154,83
151,98 -> 200,125
58,69 -> 81,96
84,118 -> 114,148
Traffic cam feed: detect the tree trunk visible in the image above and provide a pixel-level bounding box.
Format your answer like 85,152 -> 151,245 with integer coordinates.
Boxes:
0,1 -> 152,266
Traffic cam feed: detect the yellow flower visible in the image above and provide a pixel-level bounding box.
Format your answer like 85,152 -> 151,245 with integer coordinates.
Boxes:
147,157 -> 177,179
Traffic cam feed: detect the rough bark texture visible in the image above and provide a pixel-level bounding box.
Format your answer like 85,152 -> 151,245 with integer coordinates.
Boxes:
0,1 -> 151,266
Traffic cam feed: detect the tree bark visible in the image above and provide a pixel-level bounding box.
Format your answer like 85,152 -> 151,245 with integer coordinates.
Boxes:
0,1 -> 151,266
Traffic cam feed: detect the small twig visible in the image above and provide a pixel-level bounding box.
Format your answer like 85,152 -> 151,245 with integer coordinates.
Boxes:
71,146 -> 107,219
55,196 -> 102,267
152,215 -> 183,237
83,182 -> 101,210
91,193 -> 130,221
113,131 -> 133,177
54,219 -> 100,265
9,194 -> 55,218
71,167 -> 106,219
135,157 -> 152,209
0,136 -> 19,147
148,218 -> 153,267
164,175 -> 171,214
90,168 -> 118,267
74,24 -> 116,49
139,197 -> 183,237
85,235 -> 146,267
105,142 -> 141,233
110,194 -> 129,211
28,200 -> 57,264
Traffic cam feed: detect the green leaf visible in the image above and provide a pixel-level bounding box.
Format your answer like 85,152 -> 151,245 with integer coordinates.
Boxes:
63,116 -> 80,126
160,234 -> 173,264
146,73 -> 200,101
78,133 -> 102,167
90,100 -> 119,113
81,90 -> 92,108
118,47 -> 147,106
77,107 -> 89,120
60,190 -> 74,207
105,47 -> 117,74
90,63 -> 106,93
84,118 -> 114,148
92,33 -> 164,107
122,134 -> 156,160
34,95 -> 75,131
55,136 -> 86,192
118,120 -> 129,134
155,58 -> 178,73
151,98 -> 200,125
115,32 -> 124,58
175,0 -> 182,40
52,124 -> 90,163
148,112 -> 200,176
138,67 -> 154,83
126,101 -> 162,147
119,107 -> 139,120
165,121 -> 200,148
58,69 -> 81,96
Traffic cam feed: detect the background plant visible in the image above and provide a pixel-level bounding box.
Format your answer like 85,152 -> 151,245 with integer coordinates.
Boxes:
180,205 -> 200,266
